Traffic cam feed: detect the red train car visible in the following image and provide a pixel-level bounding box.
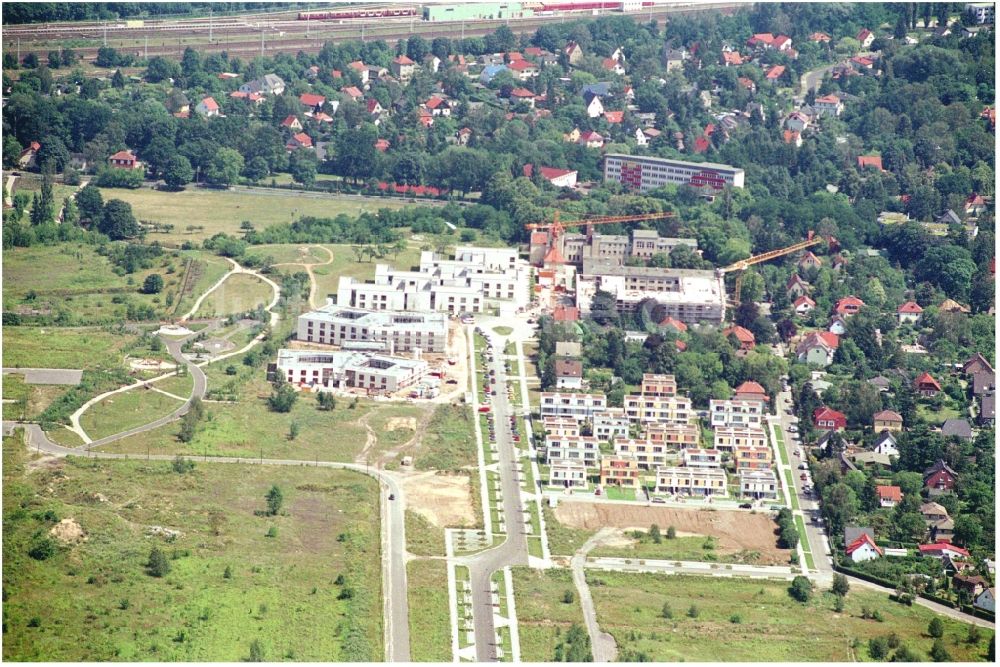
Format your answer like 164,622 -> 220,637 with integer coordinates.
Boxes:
298,7 -> 418,20
537,1 -> 623,12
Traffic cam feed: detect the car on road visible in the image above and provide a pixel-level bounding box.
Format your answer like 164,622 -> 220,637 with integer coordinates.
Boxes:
388,493 -> 395,500
800,473 -> 808,481
798,463 -> 808,470
787,425 -> 798,433
651,497 -> 666,504
478,406 -> 491,413
739,503 -> 753,509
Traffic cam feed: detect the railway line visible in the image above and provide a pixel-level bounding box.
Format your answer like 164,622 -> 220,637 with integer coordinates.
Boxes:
3,3 -> 741,63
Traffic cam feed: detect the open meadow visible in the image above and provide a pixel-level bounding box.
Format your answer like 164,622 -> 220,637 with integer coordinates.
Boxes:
512,567 -> 588,662
587,572 -> 994,662
192,273 -> 273,318
406,559 -> 452,663
2,431 -> 383,662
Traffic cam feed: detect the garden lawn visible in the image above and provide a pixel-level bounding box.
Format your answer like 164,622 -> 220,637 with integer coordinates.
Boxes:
512,567 -> 587,662
406,559 -> 451,662
192,273 -> 273,318
586,571 -> 993,662
2,432 -> 382,662
79,388 -> 185,441
97,186 -> 410,245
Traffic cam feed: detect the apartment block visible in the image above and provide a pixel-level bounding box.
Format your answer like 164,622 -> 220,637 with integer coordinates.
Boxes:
613,437 -> 671,469
655,466 -> 728,497
645,422 -> 700,448
549,459 -> 589,488
680,447 -> 723,468
296,306 -> 447,353
624,393 -> 693,424
274,349 -> 428,393
604,154 -> 745,192
599,455 -> 641,489
544,434 -> 600,466
543,416 -> 580,438
540,392 -> 608,420
592,408 -> 630,441
640,373 -> 678,396
734,445 -> 772,471
709,398 -> 765,428
529,228 -> 698,269
739,469 -> 778,499
713,426 -> 768,451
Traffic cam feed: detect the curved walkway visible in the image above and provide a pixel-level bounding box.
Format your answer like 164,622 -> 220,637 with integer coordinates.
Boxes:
271,245 -> 335,310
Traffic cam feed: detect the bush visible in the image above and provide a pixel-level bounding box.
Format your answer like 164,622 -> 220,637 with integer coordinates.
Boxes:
666,525 -> 676,539
562,589 -> 575,604
687,604 -> 699,618
147,546 -> 171,577
868,637 -> 889,660
661,601 -> 673,619
95,167 -> 144,189
266,525 -> 278,538
142,273 -> 164,294
930,639 -> 950,662
28,536 -> 57,561
267,382 -> 297,413
171,455 -> 195,473
928,617 -> 944,638
789,575 -> 812,602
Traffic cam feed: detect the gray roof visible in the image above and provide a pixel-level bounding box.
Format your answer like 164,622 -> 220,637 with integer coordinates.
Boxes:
941,419 -> 973,439
980,394 -> 995,421
845,526 -> 874,545
582,82 -> 613,97
937,209 -> 962,225
972,371 -> 995,395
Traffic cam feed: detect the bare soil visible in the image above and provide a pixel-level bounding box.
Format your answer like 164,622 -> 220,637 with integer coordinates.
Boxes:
49,518 -> 86,544
399,470 -> 474,528
386,417 -> 418,431
553,502 -> 788,562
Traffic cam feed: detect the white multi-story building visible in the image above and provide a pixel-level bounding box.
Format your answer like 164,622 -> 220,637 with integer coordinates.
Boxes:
540,392 -> 608,420
966,3 -> 994,24
681,448 -> 722,468
543,416 -> 580,438
544,435 -> 600,466
592,408 -> 630,441
739,469 -> 778,499
655,466 -> 728,497
296,305 -> 448,353
713,427 -> 768,451
613,437 -> 670,469
639,373 -> 678,396
336,246 -> 529,315
577,260 -> 726,325
549,459 -> 588,488
645,422 -> 700,448
709,399 -> 766,429
274,349 -> 428,393
623,393 -> 694,424
603,154 -> 745,192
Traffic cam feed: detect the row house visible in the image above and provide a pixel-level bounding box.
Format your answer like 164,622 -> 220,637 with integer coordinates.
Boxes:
655,467 -> 728,497
639,373 -> 677,396
613,437 -> 670,469
600,455 -> 640,489
734,445 -> 772,471
624,394 -> 694,424
544,435 -> 600,466
714,426 -> 767,451
543,416 -> 580,438
739,469 -> 778,499
681,448 -> 723,468
540,392 -> 607,420
646,422 -> 700,448
549,459 -> 588,489
592,409 -> 630,441
708,398 -> 765,429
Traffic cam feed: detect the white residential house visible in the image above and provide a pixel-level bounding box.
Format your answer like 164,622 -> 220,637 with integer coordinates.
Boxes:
714,427 -> 768,451
655,467 -> 728,497
549,459 -> 589,488
592,409 -> 630,441
740,469 -> 778,500
544,435 -> 600,466
540,392 -> 608,420
613,437 -> 669,469
708,399 -> 765,429
195,96 -> 221,117
585,94 -> 605,118
846,533 -> 883,563
813,94 -> 844,117
680,448 -> 723,468
974,588 -> 995,613
624,394 -> 694,424
873,432 -> 899,458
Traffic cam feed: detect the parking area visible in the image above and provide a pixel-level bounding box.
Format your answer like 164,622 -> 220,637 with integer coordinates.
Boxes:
2,367 -> 83,385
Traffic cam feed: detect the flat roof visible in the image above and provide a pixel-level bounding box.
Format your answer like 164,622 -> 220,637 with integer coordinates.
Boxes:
300,306 -> 447,331
604,153 -> 744,174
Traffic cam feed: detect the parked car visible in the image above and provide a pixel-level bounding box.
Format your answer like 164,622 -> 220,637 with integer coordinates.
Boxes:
739,503 -> 753,509
798,463 -> 808,470
388,493 -> 395,501
787,425 -> 798,433
651,497 -> 666,504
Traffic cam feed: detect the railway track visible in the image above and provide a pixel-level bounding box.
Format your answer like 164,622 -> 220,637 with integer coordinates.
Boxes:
4,3 -> 741,62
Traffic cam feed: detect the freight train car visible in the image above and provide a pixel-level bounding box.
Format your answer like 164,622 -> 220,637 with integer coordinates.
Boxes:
298,7 -> 418,20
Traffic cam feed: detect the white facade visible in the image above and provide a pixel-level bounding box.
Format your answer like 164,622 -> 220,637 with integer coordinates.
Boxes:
739,469 -> 778,499
540,392 -> 608,420
966,3 -> 994,23
623,393 -> 694,424
592,408 -> 630,441
709,399 -> 766,429
296,306 -> 447,353
549,459 -> 589,488
543,416 -> 580,438
680,448 -> 722,468
336,246 -> 529,315
613,437 -> 670,469
714,426 -> 768,451
603,154 -> 745,192
655,466 -> 728,496
544,435 -> 600,466
275,349 -> 428,393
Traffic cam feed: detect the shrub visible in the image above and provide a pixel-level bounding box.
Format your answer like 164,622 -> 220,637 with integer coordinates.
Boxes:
146,546 -> 171,577
562,589 -> 575,604
868,636 -> 889,660
661,601 -> 673,619
687,604 -> 699,618
28,536 -> 57,561
789,575 -> 812,602
666,525 -> 676,539
928,617 -> 944,638
266,526 -> 278,538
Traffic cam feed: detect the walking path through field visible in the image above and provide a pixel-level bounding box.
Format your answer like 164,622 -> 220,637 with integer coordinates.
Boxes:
56,179 -> 89,222
271,245 -> 335,309
571,529 -> 619,662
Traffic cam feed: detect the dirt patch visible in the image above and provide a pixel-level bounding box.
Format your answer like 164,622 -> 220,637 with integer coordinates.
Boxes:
49,518 -> 86,544
129,358 -> 177,372
26,454 -> 63,473
554,502 -> 788,562
386,417 -> 417,432
399,470 -> 474,528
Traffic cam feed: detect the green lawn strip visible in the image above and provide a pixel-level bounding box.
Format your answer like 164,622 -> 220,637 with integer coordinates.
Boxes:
794,515 -> 816,570
772,428 -> 788,466
511,567 -> 587,662
783,469 -> 800,510
604,486 -> 636,501
492,326 -> 513,336
586,571 -> 993,662
487,473 -> 502,534
491,570 -> 509,617
542,506 -> 593,557
454,565 -> 474,649
405,510 -> 446,557
79,389 -> 185,441
2,435 -> 382,661
407,559 -> 452,662
154,372 -> 195,398
527,537 -> 544,559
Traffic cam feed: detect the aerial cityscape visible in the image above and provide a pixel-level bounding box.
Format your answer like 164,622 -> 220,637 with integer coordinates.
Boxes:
1,0 -> 996,662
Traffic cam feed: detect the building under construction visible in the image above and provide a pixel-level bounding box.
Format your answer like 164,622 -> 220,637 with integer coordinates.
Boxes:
529,227 -> 698,267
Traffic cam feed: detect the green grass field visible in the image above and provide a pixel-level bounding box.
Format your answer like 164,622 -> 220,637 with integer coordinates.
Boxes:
2,432 -> 383,661
512,567 -> 588,662
591,534 -> 768,564
253,244 -> 330,265
192,273 -> 273,318
412,404 -> 479,472
309,243 -> 424,303
102,187 -> 410,245
542,506 -> 593,557
406,559 -> 452,662
172,253 -> 234,318
366,404 -> 428,460
404,510 -> 446,558
1,326 -> 150,370
587,572 -> 993,662
79,388 -> 184,441
155,372 -> 195,398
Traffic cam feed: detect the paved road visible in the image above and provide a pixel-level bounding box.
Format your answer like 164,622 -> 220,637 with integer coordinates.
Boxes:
3,420 -> 414,658
571,529 -> 618,662
466,331 -> 529,662
2,367 -> 83,385
798,63 -> 837,97
585,556 -> 797,580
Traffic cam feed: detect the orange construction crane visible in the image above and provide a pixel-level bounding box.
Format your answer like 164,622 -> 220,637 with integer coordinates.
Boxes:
719,231 -> 822,304
526,210 -> 677,264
